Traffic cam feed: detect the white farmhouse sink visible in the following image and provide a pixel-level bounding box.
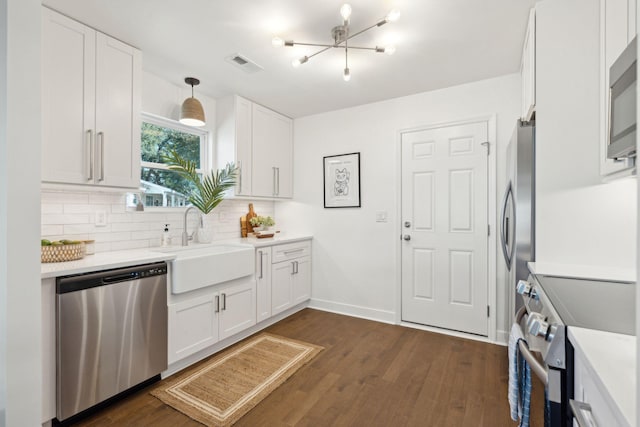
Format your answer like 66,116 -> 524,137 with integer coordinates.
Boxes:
157,243 -> 255,294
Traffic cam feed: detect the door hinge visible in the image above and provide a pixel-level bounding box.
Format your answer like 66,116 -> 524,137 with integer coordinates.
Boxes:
487,305 -> 490,317
487,224 -> 490,236
481,141 -> 490,155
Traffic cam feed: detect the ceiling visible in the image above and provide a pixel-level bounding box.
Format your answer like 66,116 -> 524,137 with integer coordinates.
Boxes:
42,0 -> 536,118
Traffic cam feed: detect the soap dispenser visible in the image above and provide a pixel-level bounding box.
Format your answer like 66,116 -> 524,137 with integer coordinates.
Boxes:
162,224 -> 171,247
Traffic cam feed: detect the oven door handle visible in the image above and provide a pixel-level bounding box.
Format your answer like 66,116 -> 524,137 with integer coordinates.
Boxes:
514,307 -> 549,385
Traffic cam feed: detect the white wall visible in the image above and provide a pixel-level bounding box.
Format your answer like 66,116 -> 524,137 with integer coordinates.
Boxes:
536,0 -> 637,269
41,71 -> 275,252
0,0 -> 42,425
276,74 -> 521,337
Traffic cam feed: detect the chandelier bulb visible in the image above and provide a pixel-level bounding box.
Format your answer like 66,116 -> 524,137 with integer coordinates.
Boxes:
343,67 -> 351,82
384,45 -> 396,55
292,56 -> 309,68
385,9 -> 401,23
272,37 -> 284,47
340,4 -> 352,21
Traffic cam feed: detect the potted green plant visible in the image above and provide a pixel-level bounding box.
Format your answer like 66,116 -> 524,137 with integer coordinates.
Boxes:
164,150 -> 237,241
249,215 -> 275,232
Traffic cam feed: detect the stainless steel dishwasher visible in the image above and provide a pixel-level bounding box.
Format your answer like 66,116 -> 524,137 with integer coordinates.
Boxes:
56,262 -> 168,423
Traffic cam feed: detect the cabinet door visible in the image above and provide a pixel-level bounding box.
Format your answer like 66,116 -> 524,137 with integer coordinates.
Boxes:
292,256 -> 311,305
252,104 -> 293,198
219,280 -> 256,340
256,248 -> 272,323
95,33 -> 141,188
271,261 -> 294,316
235,96 -> 253,196
168,293 -> 219,364
42,8 -> 96,185
41,278 -> 56,423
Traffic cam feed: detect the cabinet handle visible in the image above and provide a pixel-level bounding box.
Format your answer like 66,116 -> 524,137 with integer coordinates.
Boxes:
291,261 -> 295,275
237,160 -> 242,193
272,167 -> 277,196
221,293 -> 226,311
295,260 -> 299,274
258,250 -> 263,279
215,295 -> 220,313
98,132 -> 105,182
86,130 -> 94,181
283,248 -> 304,255
276,167 -> 280,196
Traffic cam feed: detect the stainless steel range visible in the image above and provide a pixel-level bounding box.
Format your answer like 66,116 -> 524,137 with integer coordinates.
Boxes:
515,273 -> 635,427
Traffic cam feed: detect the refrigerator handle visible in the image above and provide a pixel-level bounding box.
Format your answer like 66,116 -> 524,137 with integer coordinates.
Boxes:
500,181 -> 514,269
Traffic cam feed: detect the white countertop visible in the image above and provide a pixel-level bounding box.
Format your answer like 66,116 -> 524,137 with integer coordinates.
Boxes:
568,327 -> 636,427
41,249 -> 176,278
41,234 -> 313,278
528,262 -> 636,282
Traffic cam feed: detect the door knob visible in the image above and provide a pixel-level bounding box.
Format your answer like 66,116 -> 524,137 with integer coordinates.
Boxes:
403,234 -> 411,241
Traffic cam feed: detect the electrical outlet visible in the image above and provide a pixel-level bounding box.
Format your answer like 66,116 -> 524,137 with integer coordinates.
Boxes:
376,211 -> 388,222
95,210 -> 107,227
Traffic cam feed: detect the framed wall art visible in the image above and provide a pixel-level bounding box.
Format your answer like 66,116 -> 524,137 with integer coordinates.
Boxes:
323,152 -> 361,208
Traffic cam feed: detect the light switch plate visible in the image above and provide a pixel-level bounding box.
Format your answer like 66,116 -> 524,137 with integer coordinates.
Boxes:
376,211 -> 388,222
95,210 -> 107,227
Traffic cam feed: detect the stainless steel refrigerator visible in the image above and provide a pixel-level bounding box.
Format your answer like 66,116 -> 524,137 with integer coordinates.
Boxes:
500,120 -> 535,317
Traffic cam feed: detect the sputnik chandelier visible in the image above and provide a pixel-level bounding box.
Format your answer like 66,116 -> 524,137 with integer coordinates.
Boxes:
272,4 -> 400,81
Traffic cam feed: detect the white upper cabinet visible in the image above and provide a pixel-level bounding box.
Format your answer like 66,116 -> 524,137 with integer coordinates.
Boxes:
521,8 -> 536,122
251,103 -> 293,198
42,8 -> 141,189
216,95 -> 253,196
217,95 -> 293,199
599,0 -> 637,177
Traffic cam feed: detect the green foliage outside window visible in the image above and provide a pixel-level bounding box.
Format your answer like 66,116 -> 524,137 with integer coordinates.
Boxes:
140,121 -> 204,203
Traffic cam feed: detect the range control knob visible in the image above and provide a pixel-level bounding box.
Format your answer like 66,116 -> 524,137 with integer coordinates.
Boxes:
516,280 -> 539,300
527,313 -> 551,341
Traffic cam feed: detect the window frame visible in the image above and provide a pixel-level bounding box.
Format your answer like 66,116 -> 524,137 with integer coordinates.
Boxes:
137,112 -> 211,209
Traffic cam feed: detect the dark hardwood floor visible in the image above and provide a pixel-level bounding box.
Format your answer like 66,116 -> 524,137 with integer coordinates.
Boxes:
74,308 -> 544,426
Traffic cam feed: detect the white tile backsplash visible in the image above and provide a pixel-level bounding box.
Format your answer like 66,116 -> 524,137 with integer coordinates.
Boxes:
41,190 -> 275,253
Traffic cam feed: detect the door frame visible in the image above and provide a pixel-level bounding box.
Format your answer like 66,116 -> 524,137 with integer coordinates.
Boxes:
394,115 -> 498,342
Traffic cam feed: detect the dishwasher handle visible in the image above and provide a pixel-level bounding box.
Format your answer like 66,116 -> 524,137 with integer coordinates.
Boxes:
57,262 -> 167,294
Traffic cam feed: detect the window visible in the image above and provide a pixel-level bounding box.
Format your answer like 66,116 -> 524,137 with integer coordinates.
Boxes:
137,114 -> 208,208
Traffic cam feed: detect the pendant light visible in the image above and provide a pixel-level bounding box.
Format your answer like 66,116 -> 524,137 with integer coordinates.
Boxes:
180,77 -> 206,127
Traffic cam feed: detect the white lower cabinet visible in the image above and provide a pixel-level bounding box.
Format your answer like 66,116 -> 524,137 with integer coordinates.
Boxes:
270,241 -> 312,316
256,247 -> 272,323
218,280 -> 256,340
573,344 -> 627,427
168,279 -> 256,364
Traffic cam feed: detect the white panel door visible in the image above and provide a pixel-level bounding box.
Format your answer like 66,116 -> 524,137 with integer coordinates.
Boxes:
401,121 -> 489,336
95,33 -> 141,188
41,8 -> 96,185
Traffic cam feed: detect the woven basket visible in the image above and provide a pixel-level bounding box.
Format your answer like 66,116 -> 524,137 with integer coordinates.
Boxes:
41,242 -> 86,263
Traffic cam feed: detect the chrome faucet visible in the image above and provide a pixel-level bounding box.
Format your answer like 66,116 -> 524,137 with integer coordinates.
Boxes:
182,206 -> 201,246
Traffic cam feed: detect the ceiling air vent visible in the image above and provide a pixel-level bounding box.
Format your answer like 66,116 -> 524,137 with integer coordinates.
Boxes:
224,53 -> 264,74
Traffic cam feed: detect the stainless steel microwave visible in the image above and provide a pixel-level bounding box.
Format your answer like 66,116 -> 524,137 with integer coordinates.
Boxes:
608,36 -> 637,160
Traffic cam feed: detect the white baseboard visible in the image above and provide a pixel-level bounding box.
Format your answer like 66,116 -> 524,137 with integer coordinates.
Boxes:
496,329 -> 509,346
308,298 -> 396,324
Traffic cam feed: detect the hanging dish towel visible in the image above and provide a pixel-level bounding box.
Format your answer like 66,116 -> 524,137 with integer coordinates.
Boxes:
508,323 -> 532,427
508,323 -> 523,420
517,343 -> 532,427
